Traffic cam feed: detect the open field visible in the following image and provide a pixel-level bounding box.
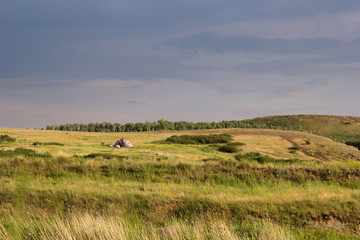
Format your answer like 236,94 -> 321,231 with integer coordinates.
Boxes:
1,127 -> 360,239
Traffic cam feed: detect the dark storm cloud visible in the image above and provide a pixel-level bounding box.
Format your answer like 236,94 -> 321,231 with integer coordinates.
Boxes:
2,0 -> 357,29
1,0 -> 359,81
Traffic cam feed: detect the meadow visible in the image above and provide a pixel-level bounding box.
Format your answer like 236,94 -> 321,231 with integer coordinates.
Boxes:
1,127 -> 360,239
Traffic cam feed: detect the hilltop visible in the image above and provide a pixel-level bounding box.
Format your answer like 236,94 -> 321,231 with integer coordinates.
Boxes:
241,114 -> 360,143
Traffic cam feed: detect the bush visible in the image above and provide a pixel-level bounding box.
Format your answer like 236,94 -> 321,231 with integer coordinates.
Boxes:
288,146 -> 300,151
32,142 -> 64,146
166,134 -> 233,144
32,141 -> 41,146
218,145 -> 240,153
235,152 -> 275,163
83,153 -> 127,161
226,142 -> 246,146
345,141 -> 360,150
0,135 -> 16,143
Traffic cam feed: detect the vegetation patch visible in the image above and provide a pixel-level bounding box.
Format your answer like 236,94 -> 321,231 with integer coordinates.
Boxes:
345,141 -> 360,150
202,158 -> 222,162
234,152 -> 301,164
226,142 -> 246,146
165,134 -> 233,144
156,155 -> 169,161
0,148 -> 52,158
0,134 -> 16,143
235,152 -> 275,163
32,141 -> 64,146
218,145 -> 241,153
288,146 -> 300,154
83,153 -> 127,160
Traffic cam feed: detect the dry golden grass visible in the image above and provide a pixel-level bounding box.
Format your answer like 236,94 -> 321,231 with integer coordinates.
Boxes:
0,212 -> 295,240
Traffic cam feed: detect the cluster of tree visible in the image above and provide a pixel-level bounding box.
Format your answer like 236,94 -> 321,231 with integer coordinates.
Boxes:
46,119 -> 309,133
46,120 -> 265,132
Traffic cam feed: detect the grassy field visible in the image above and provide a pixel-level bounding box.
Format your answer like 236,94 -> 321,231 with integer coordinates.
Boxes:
1,127 -> 360,239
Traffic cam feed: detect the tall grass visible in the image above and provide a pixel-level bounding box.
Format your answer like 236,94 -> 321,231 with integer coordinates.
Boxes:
0,213 -> 296,240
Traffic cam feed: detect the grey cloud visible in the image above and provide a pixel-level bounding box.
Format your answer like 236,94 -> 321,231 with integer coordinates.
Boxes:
1,0 -> 359,82
231,40 -> 360,75
1,0 -> 359,31
163,32 -> 342,54
0,39 -> 187,82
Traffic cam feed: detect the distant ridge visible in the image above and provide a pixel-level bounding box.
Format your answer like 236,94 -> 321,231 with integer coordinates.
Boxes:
241,114 -> 360,144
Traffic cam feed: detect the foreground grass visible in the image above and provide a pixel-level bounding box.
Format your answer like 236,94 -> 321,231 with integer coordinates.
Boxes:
1,128 -> 360,239
1,213 -> 299,240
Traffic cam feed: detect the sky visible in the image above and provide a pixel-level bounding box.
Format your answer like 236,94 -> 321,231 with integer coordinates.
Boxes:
1,0 -> 360,128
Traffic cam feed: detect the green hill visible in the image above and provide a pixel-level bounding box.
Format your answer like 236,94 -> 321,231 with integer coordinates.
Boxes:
241,114 -> 360,144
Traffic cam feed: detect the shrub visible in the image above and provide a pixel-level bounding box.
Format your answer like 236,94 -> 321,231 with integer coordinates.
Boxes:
288,146 -> 300,151
218,145 -> 240,153
226,142 -> 246,146
0,135 -> 16,143
32,141 -> 41,146
156,155 -> 169,161
83,153 -> 127,161
234,152 -> 275,163
345,141 -> 360,150
166,134 -> 233,144
32,142 -> 64,146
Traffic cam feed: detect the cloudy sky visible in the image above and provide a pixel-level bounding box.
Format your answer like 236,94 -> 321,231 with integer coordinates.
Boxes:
1,0 -> 360,128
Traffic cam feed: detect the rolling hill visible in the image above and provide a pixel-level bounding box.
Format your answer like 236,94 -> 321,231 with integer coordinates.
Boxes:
241,114 -> 360,143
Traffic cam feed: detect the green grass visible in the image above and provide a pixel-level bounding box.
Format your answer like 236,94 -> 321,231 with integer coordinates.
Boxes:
1,127 -> 360,239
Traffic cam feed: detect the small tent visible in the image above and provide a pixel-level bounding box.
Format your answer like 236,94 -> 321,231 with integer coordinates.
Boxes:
111,138 -> 133,148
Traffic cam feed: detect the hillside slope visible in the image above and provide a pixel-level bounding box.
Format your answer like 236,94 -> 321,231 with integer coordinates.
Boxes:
241,114 -> 360,143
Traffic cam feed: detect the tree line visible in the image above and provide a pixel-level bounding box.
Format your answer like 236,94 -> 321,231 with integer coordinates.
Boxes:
45,120 -> 252,132
46,119 -> 308,132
